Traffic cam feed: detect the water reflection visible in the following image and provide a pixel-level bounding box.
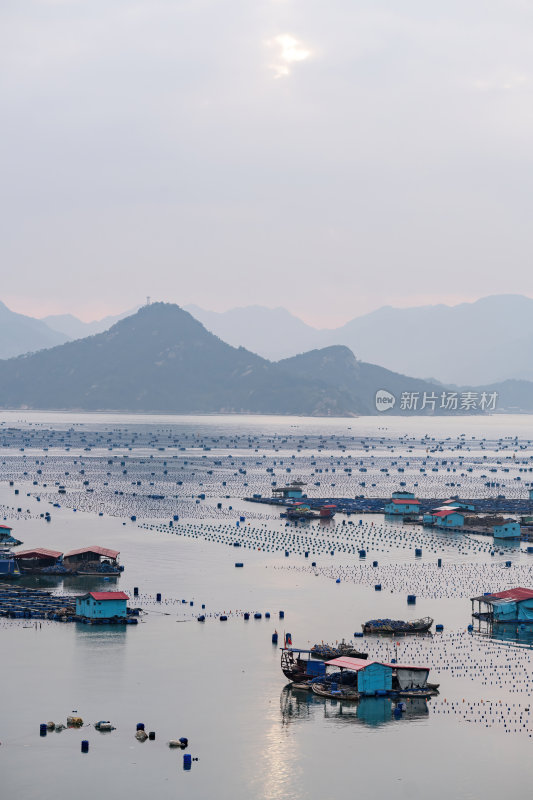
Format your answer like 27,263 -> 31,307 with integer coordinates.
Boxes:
280,686 -> 428,727
475,620 -> 533,647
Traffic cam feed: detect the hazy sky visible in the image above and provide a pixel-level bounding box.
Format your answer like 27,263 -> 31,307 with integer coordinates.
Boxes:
2,0 -> 533,326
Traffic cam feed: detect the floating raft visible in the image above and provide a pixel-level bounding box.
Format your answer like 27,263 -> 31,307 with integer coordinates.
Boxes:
0,583 -> 138,624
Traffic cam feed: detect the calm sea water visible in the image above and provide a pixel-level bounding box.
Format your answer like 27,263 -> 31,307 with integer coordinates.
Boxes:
2,414 -> 533,800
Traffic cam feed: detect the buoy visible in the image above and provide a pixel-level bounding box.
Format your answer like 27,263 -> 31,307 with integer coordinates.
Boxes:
183,753 -> 192,769
149,731 -> 155,741
156,593 -> 162,602
136,723 -> 145,731
40,723 -> 47,737
81,740 -> 89,753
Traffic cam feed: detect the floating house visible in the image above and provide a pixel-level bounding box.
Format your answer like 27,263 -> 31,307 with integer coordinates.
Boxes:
75,591 -> 129,620
326,657 -> 393,695
384,492 -> 420,516
432,509 -> 465,528
63,546 -> 120,572
0,525 -> 22,547
493,521 -> 521,540
471,588 -> 533,624
272,482 -> 306,500
14,548 -> 63,572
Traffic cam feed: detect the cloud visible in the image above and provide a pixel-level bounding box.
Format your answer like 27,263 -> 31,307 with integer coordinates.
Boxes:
267,34 -> 312,78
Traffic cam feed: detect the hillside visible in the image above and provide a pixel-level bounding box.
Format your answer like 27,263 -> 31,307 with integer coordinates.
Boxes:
0,304 -> 360,415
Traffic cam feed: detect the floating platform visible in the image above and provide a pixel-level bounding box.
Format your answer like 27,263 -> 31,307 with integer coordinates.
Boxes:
0,584 -> 139,624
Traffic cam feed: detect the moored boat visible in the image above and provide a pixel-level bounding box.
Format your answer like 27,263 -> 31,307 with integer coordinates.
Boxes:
362,617 -> 433,635
311,641 -> 368,660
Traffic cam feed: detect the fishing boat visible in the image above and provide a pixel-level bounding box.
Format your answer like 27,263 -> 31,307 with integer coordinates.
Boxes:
362,617 -> 433,635
311,683 -> 360,701
281,648 -> 316,682
310,641 -> 368,660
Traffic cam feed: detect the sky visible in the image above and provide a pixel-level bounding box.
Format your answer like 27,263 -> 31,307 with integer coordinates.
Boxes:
1,0 -> 533,326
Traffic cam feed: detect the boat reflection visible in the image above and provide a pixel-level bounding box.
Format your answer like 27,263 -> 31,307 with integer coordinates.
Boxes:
280,686 -> 429,727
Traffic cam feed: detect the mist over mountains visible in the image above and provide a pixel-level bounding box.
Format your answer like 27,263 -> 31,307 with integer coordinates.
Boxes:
0,302 -> 531,415
186,295 -> 533,386
0,303 -> 452,415
1,295 -> 532,415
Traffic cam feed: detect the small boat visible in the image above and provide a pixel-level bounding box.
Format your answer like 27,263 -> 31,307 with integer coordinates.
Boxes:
311,642 -> 368,660
311,683 -> 360,701
362,617 -> 433,635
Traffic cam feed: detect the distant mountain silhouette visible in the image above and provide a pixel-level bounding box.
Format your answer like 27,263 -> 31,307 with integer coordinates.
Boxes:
184,304 -> 322,361
186,295 -> 533,385
0,301 -> 68,359
1,302 -> 531,415
43,307 -> 140,340
0,304 -> 362,415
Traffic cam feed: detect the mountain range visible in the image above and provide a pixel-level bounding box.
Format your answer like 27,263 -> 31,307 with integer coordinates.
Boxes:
1,294 -> 533,391
186,295 -> 533,386
0,303 -> 449,415
0,302 -> 531,415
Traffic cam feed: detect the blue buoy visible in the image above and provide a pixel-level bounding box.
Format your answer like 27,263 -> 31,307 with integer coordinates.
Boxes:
336,578 -> 341,583
272,632 -> 278,644
81,740 -> 89,753
183,753 -> 192,770
279,611 -> 285,619
235,562 -> 244,568
359,549 -> 366,558
156,593 -> 162,602
375,584 -> 381,591
437,558 -> 442,567
40,723 -> 47,737
407,595 -> 416,605
180,737 -> 188,747
220,615 -> 228,621
133,587 -> 139,597
436,624 -> 444,632
136,723 -> 145,731
244,613 -> 250,620
372,561 -> 378,567
415,548 -> 422,557
254,613 -> 262,619
197,615 -> 205,622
